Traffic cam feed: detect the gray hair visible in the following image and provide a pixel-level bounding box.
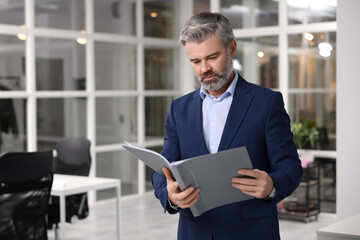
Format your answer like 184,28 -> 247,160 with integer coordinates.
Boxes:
179,12 -> 235,47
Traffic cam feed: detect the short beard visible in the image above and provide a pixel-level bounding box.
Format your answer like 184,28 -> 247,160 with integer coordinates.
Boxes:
197,52 -> 233,92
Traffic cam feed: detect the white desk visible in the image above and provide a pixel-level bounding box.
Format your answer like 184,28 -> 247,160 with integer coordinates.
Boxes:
51,174 -> 121,240
317,213 -> 360,240
297,149 -> 337,162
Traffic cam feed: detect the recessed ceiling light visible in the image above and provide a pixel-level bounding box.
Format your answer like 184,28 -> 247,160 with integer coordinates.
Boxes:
150,12 -> 158,18
304,33 -> 314,41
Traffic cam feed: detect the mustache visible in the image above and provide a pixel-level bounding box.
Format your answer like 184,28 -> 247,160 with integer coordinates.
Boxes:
200,72 -> 220,81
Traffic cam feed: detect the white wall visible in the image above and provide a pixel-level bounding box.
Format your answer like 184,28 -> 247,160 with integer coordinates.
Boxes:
336,0 -> 360,220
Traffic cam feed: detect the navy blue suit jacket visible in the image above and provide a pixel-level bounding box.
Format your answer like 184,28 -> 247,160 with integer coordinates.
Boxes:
152,74 -> 303,240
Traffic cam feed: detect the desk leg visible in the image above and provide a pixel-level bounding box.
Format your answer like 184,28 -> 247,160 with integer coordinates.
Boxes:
116,184 -> 121,240
59,194 -> 66,240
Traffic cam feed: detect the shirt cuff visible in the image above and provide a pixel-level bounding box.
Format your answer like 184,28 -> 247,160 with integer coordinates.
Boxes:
167,197 -> 179,210
269,186 -> 277,198
264,186 -> 277,201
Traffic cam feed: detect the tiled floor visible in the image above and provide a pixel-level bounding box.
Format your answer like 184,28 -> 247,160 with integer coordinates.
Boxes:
48,193 -> 337,240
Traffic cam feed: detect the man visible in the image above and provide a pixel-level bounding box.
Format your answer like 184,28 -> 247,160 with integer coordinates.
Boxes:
151,12 -> 302,240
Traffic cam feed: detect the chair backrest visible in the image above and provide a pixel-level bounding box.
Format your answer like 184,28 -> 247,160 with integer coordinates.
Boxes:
0,150 -> 53,240
47,138 -> 91,227
54,138 -> 91,176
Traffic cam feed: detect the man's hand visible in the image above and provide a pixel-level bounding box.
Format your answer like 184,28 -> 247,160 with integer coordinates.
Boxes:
231,169 -> 274,199
163,167 -> 200,209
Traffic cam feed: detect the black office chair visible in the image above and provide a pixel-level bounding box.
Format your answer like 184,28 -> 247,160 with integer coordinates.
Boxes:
47,138 -> 91,229
0,150 -> 53,240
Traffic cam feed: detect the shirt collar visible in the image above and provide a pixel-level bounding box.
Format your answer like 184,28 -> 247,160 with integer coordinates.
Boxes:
200,71 -> 238,101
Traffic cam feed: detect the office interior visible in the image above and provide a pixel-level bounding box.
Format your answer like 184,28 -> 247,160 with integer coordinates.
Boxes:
0,0 -> 359,239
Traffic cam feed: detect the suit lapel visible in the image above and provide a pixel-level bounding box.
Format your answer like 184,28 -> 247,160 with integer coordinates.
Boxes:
188,92 -> 209,155
218,75 -> 253,151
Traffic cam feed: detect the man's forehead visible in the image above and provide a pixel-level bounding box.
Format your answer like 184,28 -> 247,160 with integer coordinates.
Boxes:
185,34 -> 226,58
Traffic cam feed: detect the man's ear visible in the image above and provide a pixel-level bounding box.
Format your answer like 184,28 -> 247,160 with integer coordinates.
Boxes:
229,39 -> 237,57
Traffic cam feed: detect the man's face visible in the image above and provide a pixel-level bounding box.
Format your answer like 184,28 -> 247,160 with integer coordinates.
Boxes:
185,34 -> 236,93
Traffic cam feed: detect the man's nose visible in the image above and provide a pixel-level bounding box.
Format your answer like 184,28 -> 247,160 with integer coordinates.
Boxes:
201,61 -> 211,74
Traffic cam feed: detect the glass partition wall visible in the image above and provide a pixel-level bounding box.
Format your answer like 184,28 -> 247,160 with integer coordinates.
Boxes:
0,0 -> 337,201
0,0 -> 181,200
219,0 -> 337,150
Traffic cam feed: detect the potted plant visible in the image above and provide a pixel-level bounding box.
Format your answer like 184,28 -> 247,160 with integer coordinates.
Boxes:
291,117 -> 319,168
291,117 -> 319,150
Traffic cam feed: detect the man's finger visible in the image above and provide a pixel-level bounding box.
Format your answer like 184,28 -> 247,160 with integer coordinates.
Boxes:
180,191 -> 200,208
163,167 -> 175,182
237,169 -> 261,178
232,183 -> 260,197
177,188 -> 200,208
176,186 -> 196,200
232,182 -> 257,192
231,177 -> 257,186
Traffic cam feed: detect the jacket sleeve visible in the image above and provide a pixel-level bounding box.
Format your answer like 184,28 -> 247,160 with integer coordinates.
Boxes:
265,92 -> 303,203
151,100 -> 181,214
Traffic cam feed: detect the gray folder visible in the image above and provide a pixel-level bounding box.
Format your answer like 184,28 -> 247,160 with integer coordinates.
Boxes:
123,142 -> 254,217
